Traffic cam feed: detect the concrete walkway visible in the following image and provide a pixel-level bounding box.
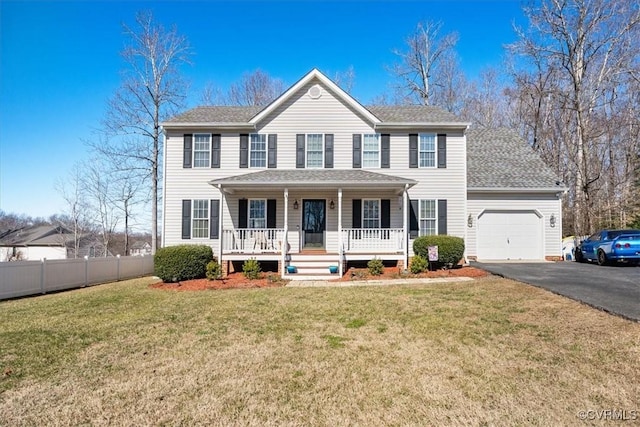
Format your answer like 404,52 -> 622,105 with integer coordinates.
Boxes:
285,276 -> 474,288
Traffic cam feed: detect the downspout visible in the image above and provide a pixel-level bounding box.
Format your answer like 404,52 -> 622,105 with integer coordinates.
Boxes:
160,126 -> 167,248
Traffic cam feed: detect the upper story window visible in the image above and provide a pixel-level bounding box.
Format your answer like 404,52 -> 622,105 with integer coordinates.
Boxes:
193,134 -> 211,168
362,134 -> 380,168
419,133 -> 436,168
192,199 -> 209,238
419,199 -> 436,236
362,199 -> 380,228
306,134 -> 324,168
250,134 -> 267,168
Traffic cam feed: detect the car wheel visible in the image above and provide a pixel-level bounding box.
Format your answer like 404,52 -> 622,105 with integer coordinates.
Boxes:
597,249 -> 608,266
575,248 -> 584,263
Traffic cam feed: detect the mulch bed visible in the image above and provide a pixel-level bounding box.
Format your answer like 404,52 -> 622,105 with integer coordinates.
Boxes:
150,266 -> 489,291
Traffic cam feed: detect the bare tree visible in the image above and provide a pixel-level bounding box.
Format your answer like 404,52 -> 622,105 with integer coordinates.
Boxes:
226,69 -> 284,106
92,11 -> 192,254
200,81 -> 225,105
333,65 -> 356,94
83,159 -> 121,257
461,67 -> 510,128
55,163 -> 92,258
509,0 -> 640,235
390,20 -> 460,106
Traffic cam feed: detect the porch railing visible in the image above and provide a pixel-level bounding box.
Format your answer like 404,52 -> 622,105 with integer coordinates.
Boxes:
341,228 -> 404,253
223,228 -> 285,254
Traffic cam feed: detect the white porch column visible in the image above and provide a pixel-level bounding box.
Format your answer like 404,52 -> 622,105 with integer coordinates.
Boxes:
282,188 -> 289,277
218,185 -> 225,265
338,188 -> 343,275
403,184 -> 408,271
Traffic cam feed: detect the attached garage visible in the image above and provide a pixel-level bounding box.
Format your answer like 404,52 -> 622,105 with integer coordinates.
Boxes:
476,210 -> 543,260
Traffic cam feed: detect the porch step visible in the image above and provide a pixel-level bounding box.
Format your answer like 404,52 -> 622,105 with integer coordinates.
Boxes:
285,253 -> 342,279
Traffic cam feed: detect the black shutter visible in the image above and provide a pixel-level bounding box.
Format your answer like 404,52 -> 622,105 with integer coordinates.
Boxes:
409,134 -> 418,168
324,134 -> 334,168
210,199 -> 220,239
352,199 -> 362,228
437,134 -> 447,168
438,199 -> 447,234
409,199 -> 419,238
183,134 -> 192,168
352,134 -> 361,168
239,134 -> 248,168
381,199 -> 390,228
268,134 -> 277,168
238,198 -> 248,228
267,199 -> 276,228
181,200 -> 191,239
211,134 -> 221,168
296,134 -> 305,168
381,134 -> 390,168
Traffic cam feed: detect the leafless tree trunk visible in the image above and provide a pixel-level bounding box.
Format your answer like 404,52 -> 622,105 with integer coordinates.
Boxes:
226,69 -> 284,106
390,20 -> 460,106
84,159 -> 120,257
92,11 -> 192,254
509,0 -> 640,235
55,164 -> 91,258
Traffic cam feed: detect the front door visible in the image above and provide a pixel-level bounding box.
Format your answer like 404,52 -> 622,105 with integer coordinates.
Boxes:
303,199 -> 326,249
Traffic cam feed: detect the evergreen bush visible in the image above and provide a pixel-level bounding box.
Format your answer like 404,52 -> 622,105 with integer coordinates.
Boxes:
154,245 -> 214,282
413,235 -> 465,268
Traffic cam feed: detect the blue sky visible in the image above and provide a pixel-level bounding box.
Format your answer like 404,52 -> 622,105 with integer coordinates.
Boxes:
0,0 -> 526,221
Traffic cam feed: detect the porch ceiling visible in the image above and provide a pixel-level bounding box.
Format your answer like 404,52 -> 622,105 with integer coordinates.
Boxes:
209,170 -> 417,191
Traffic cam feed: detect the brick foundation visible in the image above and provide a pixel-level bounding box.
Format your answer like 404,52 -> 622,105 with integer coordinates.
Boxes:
545,255 -> 563,262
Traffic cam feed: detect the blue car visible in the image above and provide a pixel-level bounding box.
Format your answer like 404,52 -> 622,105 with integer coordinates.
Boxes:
575,229 -> 640,266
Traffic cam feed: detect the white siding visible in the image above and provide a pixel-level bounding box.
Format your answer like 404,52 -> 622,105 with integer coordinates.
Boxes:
467,192 -> 563,259
163,77 -> 467,259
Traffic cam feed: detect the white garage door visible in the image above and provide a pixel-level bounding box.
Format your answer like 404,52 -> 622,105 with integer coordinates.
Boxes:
477,211 -> 543,260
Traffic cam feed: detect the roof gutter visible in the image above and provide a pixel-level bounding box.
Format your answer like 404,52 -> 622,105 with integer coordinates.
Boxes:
375,122 -> 472,131
159,122 -> 256,130
468,186 -> 568,194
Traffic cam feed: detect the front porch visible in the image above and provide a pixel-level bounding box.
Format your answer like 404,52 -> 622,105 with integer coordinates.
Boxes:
210,169 -> 417,279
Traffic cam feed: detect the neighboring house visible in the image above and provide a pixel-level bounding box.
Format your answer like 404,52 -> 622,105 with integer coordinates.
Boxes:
130,241 -> 152,256
161,69 -> 564,278
0,225 -> 70,261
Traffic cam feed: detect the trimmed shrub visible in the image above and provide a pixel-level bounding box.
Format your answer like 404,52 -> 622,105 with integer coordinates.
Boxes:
242,258 -> 261,280
410,255 -> 428,274
413,235 -> 465,268
367,258 -> 384,276
154,245 -> 214,282
206,260 -> 222,280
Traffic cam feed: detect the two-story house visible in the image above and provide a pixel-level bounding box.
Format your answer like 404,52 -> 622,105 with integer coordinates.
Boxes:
161,69 -> 564,279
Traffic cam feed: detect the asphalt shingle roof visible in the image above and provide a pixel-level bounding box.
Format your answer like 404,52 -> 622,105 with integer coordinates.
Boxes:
367,105 -> 464,123
167,106 -> 263,123
209,169 -> 416,187
466,127 -> 563,189
165,105 -> 465,125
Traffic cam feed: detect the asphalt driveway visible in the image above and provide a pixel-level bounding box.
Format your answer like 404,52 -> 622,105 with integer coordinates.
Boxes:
475,261 -> 640,321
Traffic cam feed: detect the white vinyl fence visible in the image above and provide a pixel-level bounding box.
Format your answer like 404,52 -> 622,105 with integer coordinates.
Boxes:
0,255 -> 154,300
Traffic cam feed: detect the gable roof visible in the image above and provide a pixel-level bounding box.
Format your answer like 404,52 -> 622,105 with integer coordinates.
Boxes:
0,225 -> 71,246
466,127 -> 564,192
162,69 -> 469,129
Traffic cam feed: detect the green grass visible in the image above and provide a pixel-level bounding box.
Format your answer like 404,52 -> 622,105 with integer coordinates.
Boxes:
1,276 -> 638,426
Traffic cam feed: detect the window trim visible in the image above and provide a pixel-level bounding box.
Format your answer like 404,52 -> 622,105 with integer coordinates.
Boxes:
418,133 -> 437,168
192,199 -> 210,238
305,133 -> 324,168
362,133 -> 381,168
362,198 -> 381,229
248,198 -> 267,229
249,133 -> 267,168
193,133 -> 211,168
419,199 -> 437,236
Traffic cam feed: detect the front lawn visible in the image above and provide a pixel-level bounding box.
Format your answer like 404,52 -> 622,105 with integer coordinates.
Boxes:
1,276 -> 638,425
